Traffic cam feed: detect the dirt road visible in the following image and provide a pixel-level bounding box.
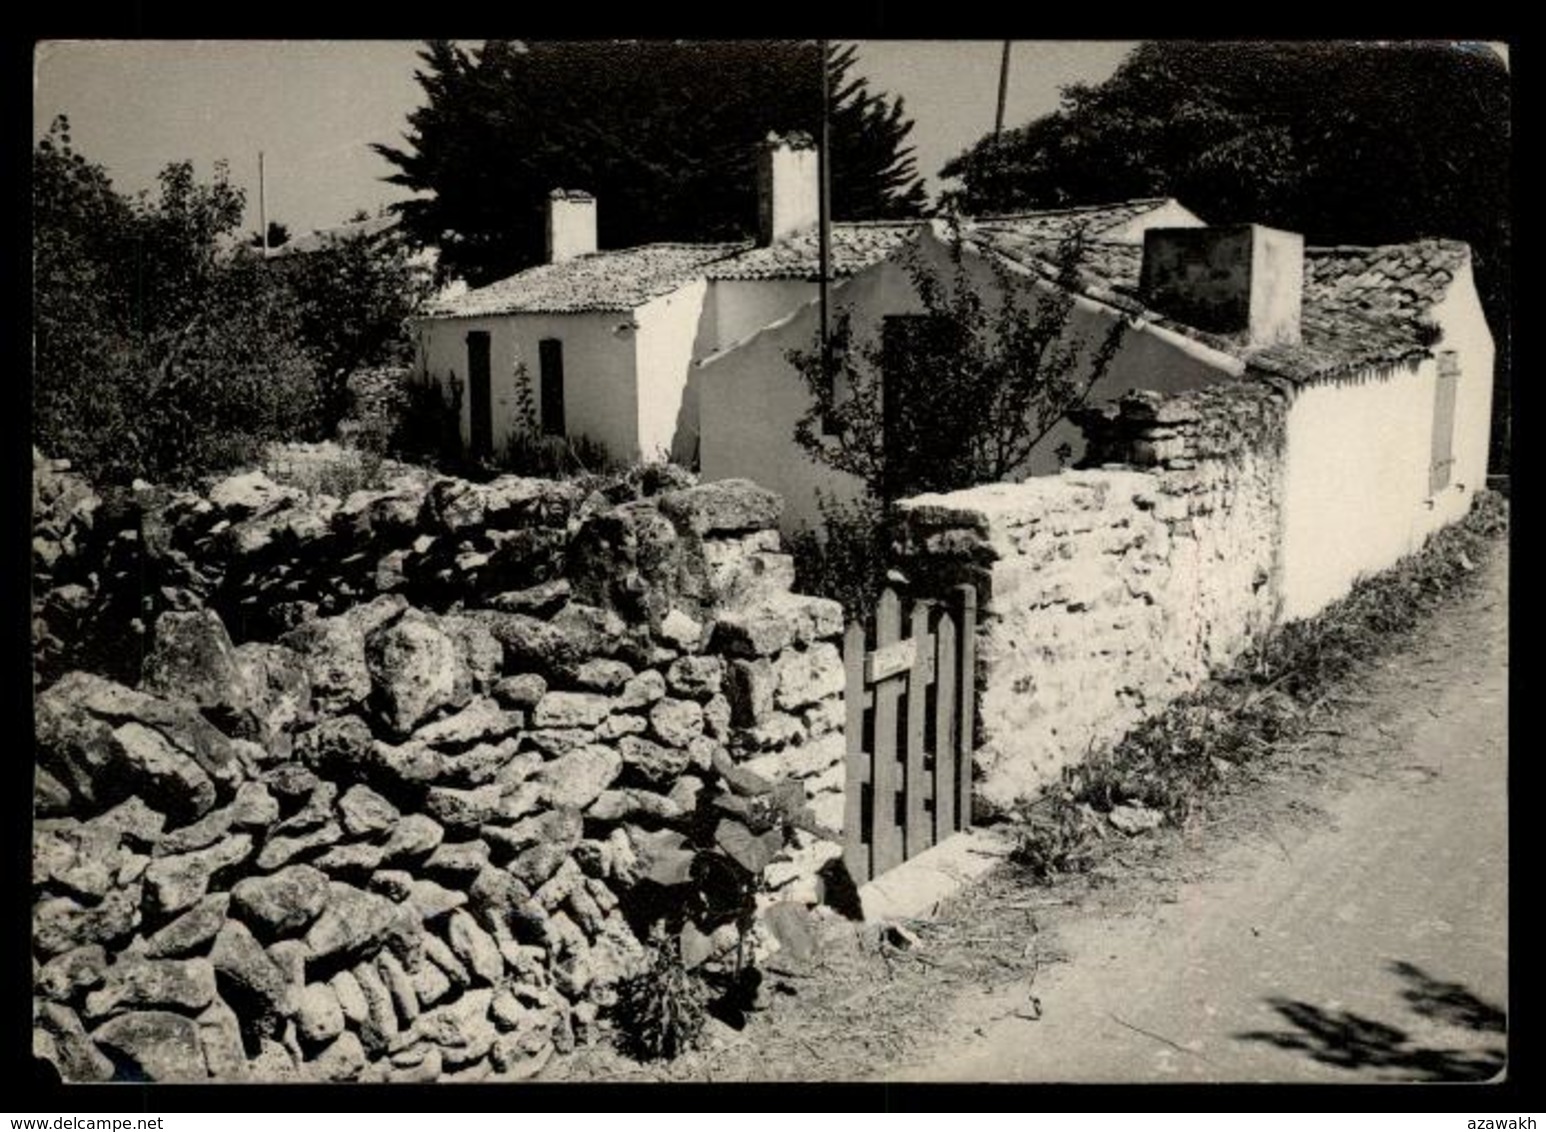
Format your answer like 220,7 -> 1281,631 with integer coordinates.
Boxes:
887,547 -> 1509,1083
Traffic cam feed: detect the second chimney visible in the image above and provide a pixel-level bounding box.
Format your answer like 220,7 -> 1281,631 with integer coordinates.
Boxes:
757,132 -> 819,247
1139,224 -> 1303,346
546,189 -> 597,264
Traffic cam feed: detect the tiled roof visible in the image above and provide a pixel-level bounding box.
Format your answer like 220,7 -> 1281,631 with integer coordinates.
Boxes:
971,224 -> 1469,382
968,198 -> 1179,243
427,242 -> 748,317
269,214 -> 398,258
704,221 -> 924,281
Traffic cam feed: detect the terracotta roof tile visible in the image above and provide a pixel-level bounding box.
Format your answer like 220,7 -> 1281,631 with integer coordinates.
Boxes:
428,242 -> 748,317
703,221 -> 924,281
968,198 -> 1179,243
971,224 -> 1469,382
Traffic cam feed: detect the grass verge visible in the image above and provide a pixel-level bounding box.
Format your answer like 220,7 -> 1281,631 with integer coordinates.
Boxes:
1009,490 -> 1509,877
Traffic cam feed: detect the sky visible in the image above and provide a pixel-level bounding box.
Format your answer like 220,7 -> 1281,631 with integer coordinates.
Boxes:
32,40 -> 1138,237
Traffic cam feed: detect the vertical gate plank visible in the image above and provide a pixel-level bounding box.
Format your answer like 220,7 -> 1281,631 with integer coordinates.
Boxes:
956,583 -> 977,831
842,618 -> 869,884
905,599 -> 932,858
934,602 -> 958,840
871,588 -> 904,877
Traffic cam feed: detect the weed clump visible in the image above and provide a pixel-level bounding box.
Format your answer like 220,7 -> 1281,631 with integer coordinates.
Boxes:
610,925 -> 708,1062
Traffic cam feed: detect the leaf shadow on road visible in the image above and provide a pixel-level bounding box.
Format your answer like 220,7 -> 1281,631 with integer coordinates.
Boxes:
1233,961 -> 1506,1081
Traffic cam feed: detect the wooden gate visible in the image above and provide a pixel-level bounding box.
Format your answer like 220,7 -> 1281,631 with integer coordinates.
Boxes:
842,584 -> 977,884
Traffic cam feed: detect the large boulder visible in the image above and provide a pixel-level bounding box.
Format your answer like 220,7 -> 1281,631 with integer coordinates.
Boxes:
531,691 -> 614,730
709,594 -> 845,658
534,745 -> 622,810
209,920 -> 293,1039
141,893 -> 231,959
229,865 -> 331,940
567,500 -> 685,624
232,641 -> 315,745
303,882 -> 420,970
82,957 -> 217,1021
109,723 -> 218,823
774,641 -> 845,711
35,673 -> 242,821
141,609 -> 250,721
472,602 -> 630,678
413,696 -> 521,749
35,1000 -> 115,1082
294,715 -> 375,781
655,479 -> 782,537
207,471 -> 301,520
337,784 -> 400,839
90,1010 -> 208,1081
33,890 -> 141,960
280,616 -> 371,715
365,612 -> 472,737
142,834 -> 253,920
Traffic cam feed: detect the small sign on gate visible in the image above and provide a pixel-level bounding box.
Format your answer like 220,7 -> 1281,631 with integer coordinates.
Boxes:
865,636 -> 935,685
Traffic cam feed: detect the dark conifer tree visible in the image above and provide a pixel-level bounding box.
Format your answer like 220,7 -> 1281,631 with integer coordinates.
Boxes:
373,40 -> 928,287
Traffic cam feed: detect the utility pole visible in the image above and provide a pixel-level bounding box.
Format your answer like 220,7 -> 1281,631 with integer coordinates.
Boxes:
258,151 -> 269,257
818,40 -> 835,431
995,40 -> 1012,141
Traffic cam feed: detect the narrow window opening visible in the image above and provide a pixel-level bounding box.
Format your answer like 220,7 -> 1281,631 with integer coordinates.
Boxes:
538,338 -> 565,437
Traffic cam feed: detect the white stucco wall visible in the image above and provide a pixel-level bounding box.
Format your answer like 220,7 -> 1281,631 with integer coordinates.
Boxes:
698,269 -> 891,533
705,279 -> 821,357
415,311 -> 641,461
698,225 -> 1239,532
1277,260 -> 1494,620
633,281 -> 715,464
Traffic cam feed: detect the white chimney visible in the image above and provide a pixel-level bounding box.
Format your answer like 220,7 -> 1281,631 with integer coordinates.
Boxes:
757,132 -> 819,247
546,189 -> 597,264
1139,224 -> 1304,346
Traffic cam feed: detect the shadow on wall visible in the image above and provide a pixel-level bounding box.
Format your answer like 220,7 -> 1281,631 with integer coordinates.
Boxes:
1234,960 -> 1505,1081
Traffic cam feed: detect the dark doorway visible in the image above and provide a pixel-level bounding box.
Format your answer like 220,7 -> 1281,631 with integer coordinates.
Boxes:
466,331 -> 493,459
539,338 -> 566,437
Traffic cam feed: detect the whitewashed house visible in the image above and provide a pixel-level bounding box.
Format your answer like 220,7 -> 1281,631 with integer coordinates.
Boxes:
696,210 -> 1492,620
411,136 -> 1493,623
411,134 -> 1203,465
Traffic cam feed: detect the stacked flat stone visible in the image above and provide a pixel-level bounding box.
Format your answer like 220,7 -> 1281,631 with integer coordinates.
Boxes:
32,470 -> 846,1083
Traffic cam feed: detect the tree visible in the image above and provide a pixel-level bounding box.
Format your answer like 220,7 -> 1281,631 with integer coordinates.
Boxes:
374,40 -> 929,285
249,220 -> 291,249
785,226 -> 1129,614
940,40 -> 1511,470
33,117 -> 321,485
269,222 -> 435,432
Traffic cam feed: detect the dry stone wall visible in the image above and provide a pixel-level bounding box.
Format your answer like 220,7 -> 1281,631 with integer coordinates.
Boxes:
32,457 -> 847,1083
896,381 -> 1290,813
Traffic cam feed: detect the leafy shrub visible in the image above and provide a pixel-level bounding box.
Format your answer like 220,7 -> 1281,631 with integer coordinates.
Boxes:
268,214 -> 434,435
788,225 -> 1130,506
389,371 -> 465,468
33,119 -> 326,486
788,491 -> 891,622
608,769 -> 828,1058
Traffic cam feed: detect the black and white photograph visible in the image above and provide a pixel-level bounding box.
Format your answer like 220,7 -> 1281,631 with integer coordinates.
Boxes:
28,38 -> 1511,1091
